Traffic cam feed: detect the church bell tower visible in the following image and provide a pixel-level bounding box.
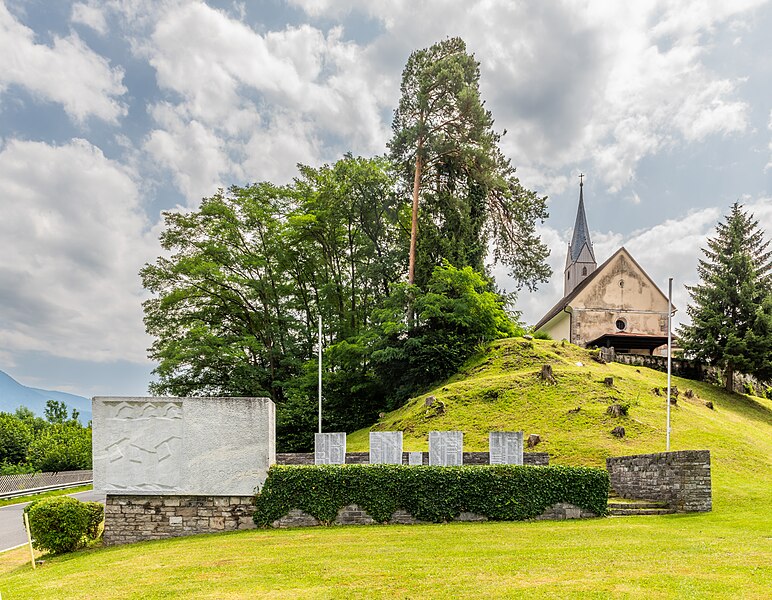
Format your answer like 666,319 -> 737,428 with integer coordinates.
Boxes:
564,175 -> 596,296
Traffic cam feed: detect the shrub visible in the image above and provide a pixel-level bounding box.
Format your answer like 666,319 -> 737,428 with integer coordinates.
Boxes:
26,424 -> 92,472
24,496 -> 102,554
744,382 -> 756,396
533,330 -> 551,340
0,413 -> 33,464
253,464 -> 609,527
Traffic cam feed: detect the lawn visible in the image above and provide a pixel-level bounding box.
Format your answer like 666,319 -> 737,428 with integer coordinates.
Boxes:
0,463 -> 769,599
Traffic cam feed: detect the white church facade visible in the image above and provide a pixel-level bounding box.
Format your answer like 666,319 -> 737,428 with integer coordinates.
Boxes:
535,180 -> 671,355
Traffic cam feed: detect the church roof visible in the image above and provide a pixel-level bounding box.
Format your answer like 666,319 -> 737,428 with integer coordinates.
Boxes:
568,182 -> 595,263
534,246 -> 673,331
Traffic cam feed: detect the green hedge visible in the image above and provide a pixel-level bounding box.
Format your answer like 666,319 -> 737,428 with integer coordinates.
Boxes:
253,464 -> 608,527
24,496 -> 104,554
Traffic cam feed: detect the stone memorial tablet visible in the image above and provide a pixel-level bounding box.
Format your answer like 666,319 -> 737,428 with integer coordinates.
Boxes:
429,431 -> 463,466
369,431 -> 403,464
92,396 -> 275,496
315,432 -> 346,464
489,431 -> 524,465
408,451 -> 423,466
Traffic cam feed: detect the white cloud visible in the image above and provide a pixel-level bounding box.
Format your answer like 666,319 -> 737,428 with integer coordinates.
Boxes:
767,109 -> 772,171
0,2 -> 126,123
132,2 -> 390,203
71,1 -> 108,35
0,138 -> 157,363
289,0 -> 757,193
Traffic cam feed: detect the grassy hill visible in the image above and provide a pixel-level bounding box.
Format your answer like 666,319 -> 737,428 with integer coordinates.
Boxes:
349,337 -> 772,507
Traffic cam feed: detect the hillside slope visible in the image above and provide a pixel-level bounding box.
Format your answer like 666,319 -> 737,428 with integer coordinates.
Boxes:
348,338 -> 772,505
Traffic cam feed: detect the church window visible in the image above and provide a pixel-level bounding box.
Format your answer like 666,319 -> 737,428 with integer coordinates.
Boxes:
619,280 -> 625,288
616,318 -> 627,331
582,266 -> 587,276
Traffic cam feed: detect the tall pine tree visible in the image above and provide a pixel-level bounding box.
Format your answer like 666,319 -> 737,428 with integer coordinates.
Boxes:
679,203 -> 772,390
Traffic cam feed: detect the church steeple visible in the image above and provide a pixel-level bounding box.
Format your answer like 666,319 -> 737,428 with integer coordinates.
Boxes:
564,175 -> 597,296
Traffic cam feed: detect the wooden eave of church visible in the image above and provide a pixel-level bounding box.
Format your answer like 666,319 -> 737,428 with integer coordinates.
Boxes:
586,332 -> 669,351
534,246 -> 674,331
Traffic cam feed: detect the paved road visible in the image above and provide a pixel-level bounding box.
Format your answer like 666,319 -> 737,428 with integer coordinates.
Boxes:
0,490 -> 105,552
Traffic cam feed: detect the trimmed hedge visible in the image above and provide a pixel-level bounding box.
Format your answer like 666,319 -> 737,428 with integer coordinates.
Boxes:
253,464 -> 608,526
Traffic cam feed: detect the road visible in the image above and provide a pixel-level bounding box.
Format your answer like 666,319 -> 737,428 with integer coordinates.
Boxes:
0,490 -> 105,552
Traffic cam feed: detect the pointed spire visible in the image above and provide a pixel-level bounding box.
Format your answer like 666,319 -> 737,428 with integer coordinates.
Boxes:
569,174 -> 595,263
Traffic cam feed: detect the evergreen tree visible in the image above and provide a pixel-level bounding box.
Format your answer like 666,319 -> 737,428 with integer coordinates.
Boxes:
389,37 -> 551,289
679,203 -> 772,390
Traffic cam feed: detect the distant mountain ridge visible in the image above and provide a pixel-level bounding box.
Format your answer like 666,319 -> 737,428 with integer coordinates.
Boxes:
0,369 -> 91,423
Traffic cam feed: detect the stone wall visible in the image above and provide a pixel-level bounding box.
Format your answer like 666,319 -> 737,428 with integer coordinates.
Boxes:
275,451 -> 549,466
103,495 -> 255,545
606,450 -> 711,512
613,353 -> 767,395
270,502 -> 596,528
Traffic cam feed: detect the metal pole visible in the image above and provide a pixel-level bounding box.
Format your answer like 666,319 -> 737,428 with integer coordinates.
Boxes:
318,315 -> 322,434
666,277 -> 672,451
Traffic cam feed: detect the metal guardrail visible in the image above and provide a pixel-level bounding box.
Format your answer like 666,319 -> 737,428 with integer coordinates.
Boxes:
0,470 -> 93,499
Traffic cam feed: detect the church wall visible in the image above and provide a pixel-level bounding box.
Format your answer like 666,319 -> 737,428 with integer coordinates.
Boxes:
541,310 -> 571,341
569,251 -> 668,347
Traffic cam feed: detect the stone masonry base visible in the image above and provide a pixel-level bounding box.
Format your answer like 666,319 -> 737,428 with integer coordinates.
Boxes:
104,495 -> 255,545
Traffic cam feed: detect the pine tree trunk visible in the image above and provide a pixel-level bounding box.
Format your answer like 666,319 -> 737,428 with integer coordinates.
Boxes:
724,365 -> 734,392
408,146 -> 423,286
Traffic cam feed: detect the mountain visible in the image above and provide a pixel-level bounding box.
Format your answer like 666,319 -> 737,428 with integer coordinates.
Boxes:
0,369 -> 91,423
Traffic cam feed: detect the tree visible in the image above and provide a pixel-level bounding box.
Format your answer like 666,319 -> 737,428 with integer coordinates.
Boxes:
44,400 -> 68,424
26,424 -> 92,472
0,413 -> 32,465
389,37 -> 551,289
679,203 -> 772,390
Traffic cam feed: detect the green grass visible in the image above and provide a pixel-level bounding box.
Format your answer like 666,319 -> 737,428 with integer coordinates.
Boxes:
0,485 -> 93,508
0,338 -> 769,598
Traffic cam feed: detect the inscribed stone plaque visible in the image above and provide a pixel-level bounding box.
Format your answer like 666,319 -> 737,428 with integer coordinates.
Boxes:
315,432 -> 346,464
92,396 -> 275,496
429,431 -> 463,466
369,431 -> 403,464
489,431 -> 524,465
408,451 -> 423,466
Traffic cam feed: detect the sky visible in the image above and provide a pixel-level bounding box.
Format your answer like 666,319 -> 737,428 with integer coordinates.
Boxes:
1,0 -> 770,400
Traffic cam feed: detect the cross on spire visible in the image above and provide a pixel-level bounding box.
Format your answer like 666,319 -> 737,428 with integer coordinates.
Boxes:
579,172 -> 584,186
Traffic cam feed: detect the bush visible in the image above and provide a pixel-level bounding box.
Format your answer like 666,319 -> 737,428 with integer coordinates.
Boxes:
0,413 -> 33,464
24,496 -> 102,554
253,464 -> 609,527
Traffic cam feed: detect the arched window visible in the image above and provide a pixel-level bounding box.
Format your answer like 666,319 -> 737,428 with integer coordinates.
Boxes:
582,266 -> 587,276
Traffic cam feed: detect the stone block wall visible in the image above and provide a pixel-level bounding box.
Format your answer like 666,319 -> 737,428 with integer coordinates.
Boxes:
270,502 -> 596,528
606,450 -> 711,512
275,451 -> 549,466
104,495 -> 255,545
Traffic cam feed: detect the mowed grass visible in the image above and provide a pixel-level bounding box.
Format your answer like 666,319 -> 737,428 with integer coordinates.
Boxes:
0,485 -> 93,508
1,338 -> 770,598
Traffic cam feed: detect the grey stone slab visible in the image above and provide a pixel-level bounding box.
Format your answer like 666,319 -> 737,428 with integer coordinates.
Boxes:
369,431 -> 403,464
489,431 -> 524,465
92,397 -> 275,496
408,451 -> 423,466
314,432 -> 346,464
429,431 -> 463,466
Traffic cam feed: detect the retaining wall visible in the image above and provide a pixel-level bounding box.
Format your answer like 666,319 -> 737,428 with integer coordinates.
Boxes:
276,451 -> 549,466
606,450 -> 711,512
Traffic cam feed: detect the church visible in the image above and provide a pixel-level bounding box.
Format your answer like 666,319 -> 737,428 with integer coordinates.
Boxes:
534,178 -> 671,355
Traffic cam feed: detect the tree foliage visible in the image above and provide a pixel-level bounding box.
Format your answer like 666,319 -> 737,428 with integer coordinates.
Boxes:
389,37 -> 551,289
679,203 -> 772,389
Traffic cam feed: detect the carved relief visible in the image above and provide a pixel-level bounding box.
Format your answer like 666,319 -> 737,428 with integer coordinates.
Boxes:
100,401 -> 183,492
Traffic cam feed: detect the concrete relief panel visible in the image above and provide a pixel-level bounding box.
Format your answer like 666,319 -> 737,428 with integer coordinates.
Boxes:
429,431 -> 463,466
369,431 -> 403,464
93,397 -> 275,496
315,432 -> 346,464
489,431 -> 524,465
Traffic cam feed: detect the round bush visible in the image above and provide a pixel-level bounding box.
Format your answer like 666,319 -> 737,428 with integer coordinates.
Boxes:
24,496 -> 100,554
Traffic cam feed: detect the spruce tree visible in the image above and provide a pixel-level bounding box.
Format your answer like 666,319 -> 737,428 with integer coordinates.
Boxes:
679,203 -> 772,390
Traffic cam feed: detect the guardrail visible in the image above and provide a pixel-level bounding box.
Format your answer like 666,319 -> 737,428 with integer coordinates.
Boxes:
0,470 -> 93,500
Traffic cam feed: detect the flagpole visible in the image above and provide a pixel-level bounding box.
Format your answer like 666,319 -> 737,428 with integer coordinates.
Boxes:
666,277 -> 672,451
318,315 -> 322,434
